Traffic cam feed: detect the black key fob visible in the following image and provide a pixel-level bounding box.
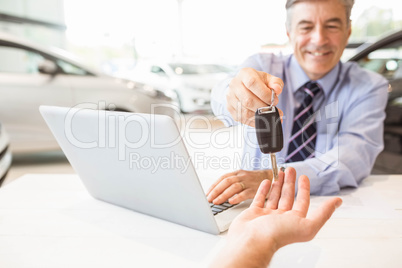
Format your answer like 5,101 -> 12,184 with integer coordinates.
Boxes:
255,106 -> 283,154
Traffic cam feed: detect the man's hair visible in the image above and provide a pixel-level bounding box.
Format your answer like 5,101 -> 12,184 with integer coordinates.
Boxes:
285,0 -> 355,30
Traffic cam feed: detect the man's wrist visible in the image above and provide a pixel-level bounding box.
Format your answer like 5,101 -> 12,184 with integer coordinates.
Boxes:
218,232 -> 277,268
238,231 -> 278,256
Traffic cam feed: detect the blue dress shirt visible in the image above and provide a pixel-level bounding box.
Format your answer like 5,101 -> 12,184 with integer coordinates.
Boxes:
211,53 -> 389,195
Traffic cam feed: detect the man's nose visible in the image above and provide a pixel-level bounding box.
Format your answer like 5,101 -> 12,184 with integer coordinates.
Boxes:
310,26 -> 328,46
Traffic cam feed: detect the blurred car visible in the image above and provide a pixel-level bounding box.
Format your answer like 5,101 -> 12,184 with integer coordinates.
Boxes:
348,29 -> 402,174
0,32 -> 179,153
132,61 -> 234,113
0,123 -> 12,186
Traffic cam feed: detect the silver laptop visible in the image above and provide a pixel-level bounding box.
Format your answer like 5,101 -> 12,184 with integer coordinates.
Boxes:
40,105 -> 250,234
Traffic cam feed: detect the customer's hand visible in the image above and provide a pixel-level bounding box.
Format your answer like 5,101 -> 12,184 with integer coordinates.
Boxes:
230,167 -> 342,248
227,67 -> 284,127
210,167 -> 342,268
206,169 -> 272,205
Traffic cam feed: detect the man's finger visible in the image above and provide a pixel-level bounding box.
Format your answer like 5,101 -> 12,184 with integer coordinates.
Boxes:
278,108 -> 283,117
278,168 -> 296,211
266,74 -> 284,96
236,83 -> 268,111
308,197 -> 342,234
213,182 -> 248,205
228,189 -> 255,205
226,89 -> 239,111
227,81 -> 263,127
206,171 -> 238,196
237,69 -> 272,103
207,175 -> 241,204
265,171 -> 284,209
292,175 -> 311,217
250,179 -> 271,208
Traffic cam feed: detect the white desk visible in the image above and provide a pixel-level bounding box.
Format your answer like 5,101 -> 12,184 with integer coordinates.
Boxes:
0,174 -> 401,268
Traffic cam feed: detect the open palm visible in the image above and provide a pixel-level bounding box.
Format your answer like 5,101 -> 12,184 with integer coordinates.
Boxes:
228,168 -> 342,251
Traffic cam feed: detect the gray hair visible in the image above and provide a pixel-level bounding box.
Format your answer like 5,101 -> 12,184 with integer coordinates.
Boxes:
285,0 -> 355,30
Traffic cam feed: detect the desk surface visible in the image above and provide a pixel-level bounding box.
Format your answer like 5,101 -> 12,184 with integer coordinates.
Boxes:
0,174 -> 401,268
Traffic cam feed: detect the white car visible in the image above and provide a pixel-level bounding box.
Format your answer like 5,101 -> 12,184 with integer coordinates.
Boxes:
0,123 -> 12,186
0,33 -> 179,153
132,61 -> 234,113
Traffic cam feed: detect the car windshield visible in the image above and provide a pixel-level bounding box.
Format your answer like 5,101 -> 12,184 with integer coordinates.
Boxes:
169,64 -> 233,75
356,41 -> 402,81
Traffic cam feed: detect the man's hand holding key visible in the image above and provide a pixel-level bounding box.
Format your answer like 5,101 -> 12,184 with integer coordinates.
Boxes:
226,68 -> 284,127
207,68 -> 284,205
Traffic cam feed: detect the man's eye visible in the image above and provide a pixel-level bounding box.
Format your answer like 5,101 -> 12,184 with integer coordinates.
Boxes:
300,27 -> 312,31
327,25 -> 340,29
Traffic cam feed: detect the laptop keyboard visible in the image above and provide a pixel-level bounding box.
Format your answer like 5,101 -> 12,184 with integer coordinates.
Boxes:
209,201 -> 235,215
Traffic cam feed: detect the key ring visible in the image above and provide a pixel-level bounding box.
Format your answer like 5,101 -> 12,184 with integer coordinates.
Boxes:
269,90 -> 275,109
257,90 -> 276,115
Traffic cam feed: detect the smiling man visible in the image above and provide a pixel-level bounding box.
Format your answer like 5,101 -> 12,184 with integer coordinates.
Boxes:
208,0 -> 389,203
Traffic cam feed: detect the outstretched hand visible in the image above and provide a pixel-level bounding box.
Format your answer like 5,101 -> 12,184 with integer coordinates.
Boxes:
211,167 -> 342,268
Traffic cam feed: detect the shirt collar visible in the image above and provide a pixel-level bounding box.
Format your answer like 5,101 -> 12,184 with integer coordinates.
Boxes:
288,55 -> 340,97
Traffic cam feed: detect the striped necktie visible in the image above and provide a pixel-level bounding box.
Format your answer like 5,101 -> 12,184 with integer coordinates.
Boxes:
286,81 -> 321,163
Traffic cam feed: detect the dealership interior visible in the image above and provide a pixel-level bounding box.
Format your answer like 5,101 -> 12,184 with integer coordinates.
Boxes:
0,0 -> 402,267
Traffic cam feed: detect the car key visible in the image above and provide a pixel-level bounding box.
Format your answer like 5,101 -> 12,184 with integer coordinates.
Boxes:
255,93 -> 283,181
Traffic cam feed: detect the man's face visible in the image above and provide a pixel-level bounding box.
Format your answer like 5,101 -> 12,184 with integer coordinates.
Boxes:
287,0 -> 351,80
